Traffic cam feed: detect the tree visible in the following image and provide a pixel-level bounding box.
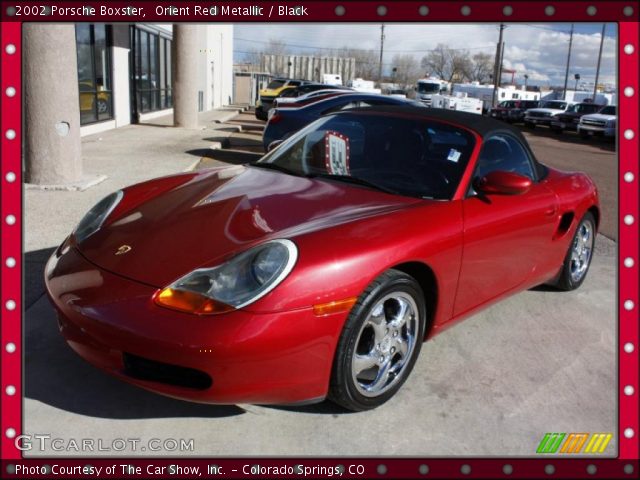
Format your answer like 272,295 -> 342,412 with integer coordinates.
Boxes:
390,54 -> 421,88
328,47 -> 379,79
420,44 -> 471,83
465,52 -> 494,83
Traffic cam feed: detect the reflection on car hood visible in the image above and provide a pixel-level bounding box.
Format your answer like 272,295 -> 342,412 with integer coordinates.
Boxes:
581,113 -> 616,121
77,166 -> 419,287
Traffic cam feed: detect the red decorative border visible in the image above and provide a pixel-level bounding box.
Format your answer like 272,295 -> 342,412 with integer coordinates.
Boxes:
1,2 -> 638,478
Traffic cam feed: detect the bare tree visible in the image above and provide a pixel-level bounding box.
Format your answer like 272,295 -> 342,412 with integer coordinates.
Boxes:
329,47 -> 378,79
390,54 -> 421,88
420,44 -> 471,83
465,52 -> 493,83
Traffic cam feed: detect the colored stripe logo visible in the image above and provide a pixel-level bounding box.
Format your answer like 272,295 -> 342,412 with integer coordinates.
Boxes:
536,433 -> 612,454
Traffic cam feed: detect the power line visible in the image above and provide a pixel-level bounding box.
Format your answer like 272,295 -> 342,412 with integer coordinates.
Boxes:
233,36 -> 495,53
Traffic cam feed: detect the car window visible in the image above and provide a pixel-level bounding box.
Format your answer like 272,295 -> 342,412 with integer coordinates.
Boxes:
599,105 -> 616,115
475,134 -> 536,181
259,113 -> 476,200
266,80 -> 285,89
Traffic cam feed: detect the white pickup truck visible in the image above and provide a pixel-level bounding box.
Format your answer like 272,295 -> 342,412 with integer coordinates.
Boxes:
523,100 -> 574,128
577,105 -> 617,138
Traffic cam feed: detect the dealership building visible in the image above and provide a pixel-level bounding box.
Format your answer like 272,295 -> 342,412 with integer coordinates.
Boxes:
24,23 -> 233,186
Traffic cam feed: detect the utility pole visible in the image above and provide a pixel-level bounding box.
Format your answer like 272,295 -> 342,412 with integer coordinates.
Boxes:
378,24 -> 385,85
491,23 -> 506,108
593,23 -> 606,102
562,24 -> 574,100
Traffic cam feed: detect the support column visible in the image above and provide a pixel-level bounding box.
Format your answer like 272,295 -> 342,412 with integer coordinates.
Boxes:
172,24 -> 199,129
24,24 -> 82,185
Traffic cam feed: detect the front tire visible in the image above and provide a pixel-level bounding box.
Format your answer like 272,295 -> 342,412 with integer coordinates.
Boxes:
329,269 -> 426,411
557,212 -> 596,291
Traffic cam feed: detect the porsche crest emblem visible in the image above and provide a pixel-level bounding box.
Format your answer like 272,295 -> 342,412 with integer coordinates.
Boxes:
115,245 -> 132,255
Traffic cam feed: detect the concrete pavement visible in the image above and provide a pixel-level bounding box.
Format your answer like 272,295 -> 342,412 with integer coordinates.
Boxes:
23,109 -> 617,457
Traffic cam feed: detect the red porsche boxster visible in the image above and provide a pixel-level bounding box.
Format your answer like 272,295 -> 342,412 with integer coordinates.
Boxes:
45,106 -> 600,411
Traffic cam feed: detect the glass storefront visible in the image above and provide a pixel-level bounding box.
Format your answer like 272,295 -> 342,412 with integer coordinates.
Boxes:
132,27 -> 172,115
76,24 -> 113,125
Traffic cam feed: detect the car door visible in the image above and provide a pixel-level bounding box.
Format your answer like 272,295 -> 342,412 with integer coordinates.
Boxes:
453,133 -> 559,317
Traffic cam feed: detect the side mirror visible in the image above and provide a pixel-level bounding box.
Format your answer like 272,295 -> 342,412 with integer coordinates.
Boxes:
474,171 -> 532,195
267,139 -> 283,152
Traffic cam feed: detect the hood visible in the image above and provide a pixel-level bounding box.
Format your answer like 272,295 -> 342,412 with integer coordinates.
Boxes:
528,108 -> 565,114
77,166 -> 418,288
581,113 -> 616,121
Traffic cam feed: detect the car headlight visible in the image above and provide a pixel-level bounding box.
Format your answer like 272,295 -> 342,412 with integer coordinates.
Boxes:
606,119 -> 616,127
154,239 -> 298,314
73,190 -> 123,244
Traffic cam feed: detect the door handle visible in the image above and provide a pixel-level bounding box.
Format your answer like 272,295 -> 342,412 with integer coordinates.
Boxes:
545,206 -> 558,217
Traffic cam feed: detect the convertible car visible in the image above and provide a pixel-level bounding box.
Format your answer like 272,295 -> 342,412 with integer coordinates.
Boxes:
46,106 -> 599,411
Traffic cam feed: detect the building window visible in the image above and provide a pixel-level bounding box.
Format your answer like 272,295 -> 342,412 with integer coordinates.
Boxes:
76,24 -> 113,125
133,28 -> 172,114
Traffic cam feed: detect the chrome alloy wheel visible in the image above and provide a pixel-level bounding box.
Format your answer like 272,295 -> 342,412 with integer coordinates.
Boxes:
570,220 -> 594,282
351,293 -> 419,397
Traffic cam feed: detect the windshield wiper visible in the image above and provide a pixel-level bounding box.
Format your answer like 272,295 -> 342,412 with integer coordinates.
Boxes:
307,173 -> 400,195
249,162 -> 302,176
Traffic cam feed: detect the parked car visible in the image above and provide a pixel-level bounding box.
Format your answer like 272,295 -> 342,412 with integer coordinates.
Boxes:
550,102 -> 604,133
523,100 -> 574,128
273,88 -> 352,109
255,78 -> 310,121
489,99 -> 539,123
577,105 -> 617,138
45,106 -> 600,411
263,93 -> 421,149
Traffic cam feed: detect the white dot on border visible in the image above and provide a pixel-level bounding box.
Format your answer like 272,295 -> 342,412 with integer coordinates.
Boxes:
377,5 -> 387,16
624,172 -> 635,182
5,257 -> 16,268
5,171 -> 16,182
586,6 -> 597,16
5,44 -> 16,55
624,300 -> 635,311
545,464 -> 555,475
624,129 -> 635,140
5,300 -> 16,311
624,343 -> 635,353
334,5 -> 345,16
5,385 -> 16,396
5,129 -> 16,140
544,5 -> 555,15
624,44 -> 635,55
5,342 -> 16,353
624,87 -> 635,97
624,385 -> 635,396
503,464 -> 513,475
5,428 -> 16,439
5,215 -> 16,225
503,6 -> 513,16
418,5 -> 429,16
461,5 -> 471,16
624,257 -> 635,268
623,6 -> 635,16
5,86 -> 16,97
624,215 -> 635,225
624,428 -> 635,438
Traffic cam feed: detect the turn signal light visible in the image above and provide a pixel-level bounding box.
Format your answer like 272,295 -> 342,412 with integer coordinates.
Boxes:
313,297 -> 357,316
154,288 -> 234,315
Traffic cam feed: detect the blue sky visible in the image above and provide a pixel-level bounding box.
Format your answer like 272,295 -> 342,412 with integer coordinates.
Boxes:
234,23 -> 617,87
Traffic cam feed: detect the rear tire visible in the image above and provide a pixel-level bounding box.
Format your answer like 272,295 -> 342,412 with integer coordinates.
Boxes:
329,269 -> 426,411
556,212 -> 596,291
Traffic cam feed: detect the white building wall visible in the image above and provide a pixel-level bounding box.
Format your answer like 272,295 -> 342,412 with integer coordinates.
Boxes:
197,24 -> 233,110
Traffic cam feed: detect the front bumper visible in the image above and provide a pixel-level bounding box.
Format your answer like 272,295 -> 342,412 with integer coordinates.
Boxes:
45,244 -> 347,405
524,115 -> 552,126
578,124 -> 616,137
550,118 -> 579,131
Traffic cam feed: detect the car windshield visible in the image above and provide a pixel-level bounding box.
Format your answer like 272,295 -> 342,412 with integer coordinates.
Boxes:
266,80 -> 286,89
568,103 -> 600,113
599,105 -> 616,115
541,101 -> 567,109
417,83 -> 440,93
254,113 -> 476,200
499,101 -> 517,108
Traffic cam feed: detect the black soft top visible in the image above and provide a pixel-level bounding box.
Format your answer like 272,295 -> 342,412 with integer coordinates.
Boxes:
334,104 -> 548,180
341,104 -> 525,138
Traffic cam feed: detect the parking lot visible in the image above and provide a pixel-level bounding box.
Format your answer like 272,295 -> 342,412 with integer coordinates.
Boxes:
24,110 -> 616,457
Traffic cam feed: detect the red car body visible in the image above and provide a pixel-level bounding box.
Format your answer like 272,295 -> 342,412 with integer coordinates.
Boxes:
45,108 -> 600,406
